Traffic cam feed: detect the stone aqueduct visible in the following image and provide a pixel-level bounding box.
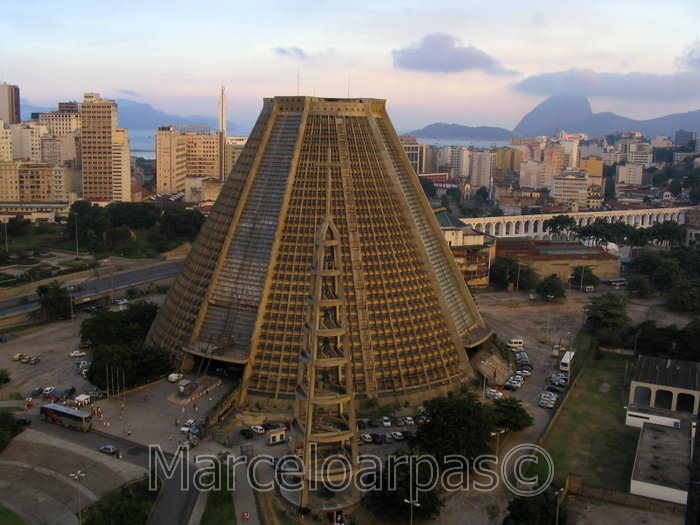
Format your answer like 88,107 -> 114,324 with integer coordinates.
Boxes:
459,206 -> 695,239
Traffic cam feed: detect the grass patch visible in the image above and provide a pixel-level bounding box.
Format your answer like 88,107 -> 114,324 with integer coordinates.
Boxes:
542,353 -> 639,491
0,506 -> 26,525
200,488 -> 236,525
0,407 -> 19,414
82,478 -> 159,525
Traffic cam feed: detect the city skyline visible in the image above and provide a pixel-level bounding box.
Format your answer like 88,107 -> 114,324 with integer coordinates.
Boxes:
2,1 -> 699,132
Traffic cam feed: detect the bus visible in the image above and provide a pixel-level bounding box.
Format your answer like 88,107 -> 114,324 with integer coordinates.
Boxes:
560,351 -> 575,373
604,278 -> 627,288
40,403 -> 92,432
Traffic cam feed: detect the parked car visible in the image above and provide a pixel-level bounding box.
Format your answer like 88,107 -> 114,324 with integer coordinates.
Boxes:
78,342 -> 92,349
357,420 -> 366,430
538,399 -> 555,409
28,357 -> 40,365
545,384 -> 566,394
70,350 -> 86,358
486,388 -> 504,400
518,363 -> 534,371
250,425 -> 265,435
30,387 -> 43,397
99,445 -> 119,455
15,416 -> 31,426
391,431 -> 405,441
13,353 -> 28,361
382,433 -> 394,443
368,419 -> 380,428
402,416 -> 414,425
239,428 -> 254,439
360,433 -> 373,444
42,386 -> 55,396
503,383 -> 518,391
402,430 -> 413,440
381,416 -> 391,427
516,368 -> 532,377
540,391 -> 558,402
371,433 -> 383,444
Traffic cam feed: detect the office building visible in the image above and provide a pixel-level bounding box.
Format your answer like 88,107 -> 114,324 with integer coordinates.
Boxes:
0,83 -> 20,124
79,93 -> 131,202
156,125 -> 222,193
399,135 -> 427,174
470,150 -> 496,189
550,170 -> 589,209
0,121 -> 11,162
147,96 -> 490,405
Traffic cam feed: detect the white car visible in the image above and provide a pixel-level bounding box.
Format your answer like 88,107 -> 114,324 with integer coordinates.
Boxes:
516,369 -> 532,377
391,431 -> 405,441
42,386 -> 55,395
538,399 -> 555,409
250,425 -> 265,435
70,350 -> 86,358
402,416 -> 414,425
113,298 -> 128,305
486,388 -> 504,400
381,416 -> 392,427
360,433 -> 373,444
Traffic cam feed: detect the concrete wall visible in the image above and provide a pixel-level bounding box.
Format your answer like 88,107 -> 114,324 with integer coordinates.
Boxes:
630,479 -> 687,505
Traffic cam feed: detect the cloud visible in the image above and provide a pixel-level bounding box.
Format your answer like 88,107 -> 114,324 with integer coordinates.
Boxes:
678,39 -> 700,72
274,46 -> 307,60
116,89 -> 142,97
513,68 -> 700,101
392,33 -> 518,76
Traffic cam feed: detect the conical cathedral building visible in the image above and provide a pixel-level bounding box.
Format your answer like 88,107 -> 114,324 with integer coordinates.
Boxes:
147,96 -> 491,403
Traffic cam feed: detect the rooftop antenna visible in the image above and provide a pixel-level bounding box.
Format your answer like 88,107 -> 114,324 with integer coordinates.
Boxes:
218,85 -> 227,135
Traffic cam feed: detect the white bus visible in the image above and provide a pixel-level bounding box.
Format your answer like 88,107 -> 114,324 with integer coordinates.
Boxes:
560,351 -> 575,373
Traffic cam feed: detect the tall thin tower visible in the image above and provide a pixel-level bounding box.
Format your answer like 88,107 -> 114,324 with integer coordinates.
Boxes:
147,96 -> 491,403
218,86 -> 227,180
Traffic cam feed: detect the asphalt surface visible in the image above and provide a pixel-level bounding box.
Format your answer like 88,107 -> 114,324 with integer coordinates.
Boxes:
25,415 -> 198,525
0,261 -> 183,317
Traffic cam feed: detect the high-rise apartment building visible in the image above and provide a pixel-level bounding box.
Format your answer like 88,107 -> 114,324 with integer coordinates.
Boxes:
0,121 -> 12,162
580,156 -> 604,187
38,105 -> 81,137
147,96 -> 490,404
519,160 -> 547,188
79,93 -> 130,202
399,135 -> 427,174
543,144 -> 567,175
156,125 -> 221,193
0,83 -> 20,124
0,162 -> 65,202
470,150 -> 496,189
10,123 -> 43,162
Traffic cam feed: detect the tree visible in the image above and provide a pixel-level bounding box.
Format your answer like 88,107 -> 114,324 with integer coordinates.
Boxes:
536,274 -> 565,300
627,275 -> 656,298
446,187 -> 462,202
503,491 -> 566,525
585,293 -> 631,332
490,398 -> 533,433
475,186 -> 490,201
88,343 -> 171,389
489,256 -> 540,291
666,279 -> 700,312
158,207 -> 205,241
419,177 -> 436,198
363,450 -> 443,522
80,301 -> 159,347
414,389 -> 493,465
6,216 -> 30,236
569,266 -> 600,289
543,215 -> 577,236
36,281 -> 72,321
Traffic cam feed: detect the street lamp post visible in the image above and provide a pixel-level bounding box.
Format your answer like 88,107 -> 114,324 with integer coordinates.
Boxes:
555,488 -> 564,525
69,469 -> 86,524
403,498 -> 420,525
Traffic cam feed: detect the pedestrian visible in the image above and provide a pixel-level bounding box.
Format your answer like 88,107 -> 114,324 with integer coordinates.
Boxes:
168,434 -> 172,441
127,429 -> 131,436
193,403 -> 198,413
181,406 -> 185,413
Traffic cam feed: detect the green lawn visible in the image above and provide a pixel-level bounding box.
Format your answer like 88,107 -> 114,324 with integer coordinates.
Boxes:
542,353 -> 640,491
0,505 -> 26,525
200,488 -> 236,525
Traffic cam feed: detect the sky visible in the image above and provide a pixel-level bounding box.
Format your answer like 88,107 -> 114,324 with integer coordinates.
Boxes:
2,0 -> 700,132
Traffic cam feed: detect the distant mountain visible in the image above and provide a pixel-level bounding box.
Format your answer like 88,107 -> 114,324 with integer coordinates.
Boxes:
513,93 -> 700,138
20,98 -> 242,133
407,122 -> 514,141
513,93 -> 593,137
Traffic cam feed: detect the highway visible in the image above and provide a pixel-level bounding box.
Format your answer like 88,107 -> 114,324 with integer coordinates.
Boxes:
0,260 -> 183,317
29,415 -> 199,525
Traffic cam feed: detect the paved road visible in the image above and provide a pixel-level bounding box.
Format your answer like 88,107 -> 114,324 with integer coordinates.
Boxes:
0,261 -> 183,317
25,416 -> 198,525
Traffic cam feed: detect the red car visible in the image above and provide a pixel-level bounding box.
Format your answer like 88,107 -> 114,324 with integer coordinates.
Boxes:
78,342 -> 92,349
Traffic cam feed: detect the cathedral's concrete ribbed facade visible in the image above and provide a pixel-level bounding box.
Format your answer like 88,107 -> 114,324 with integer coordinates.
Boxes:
147,96 -> 490,402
